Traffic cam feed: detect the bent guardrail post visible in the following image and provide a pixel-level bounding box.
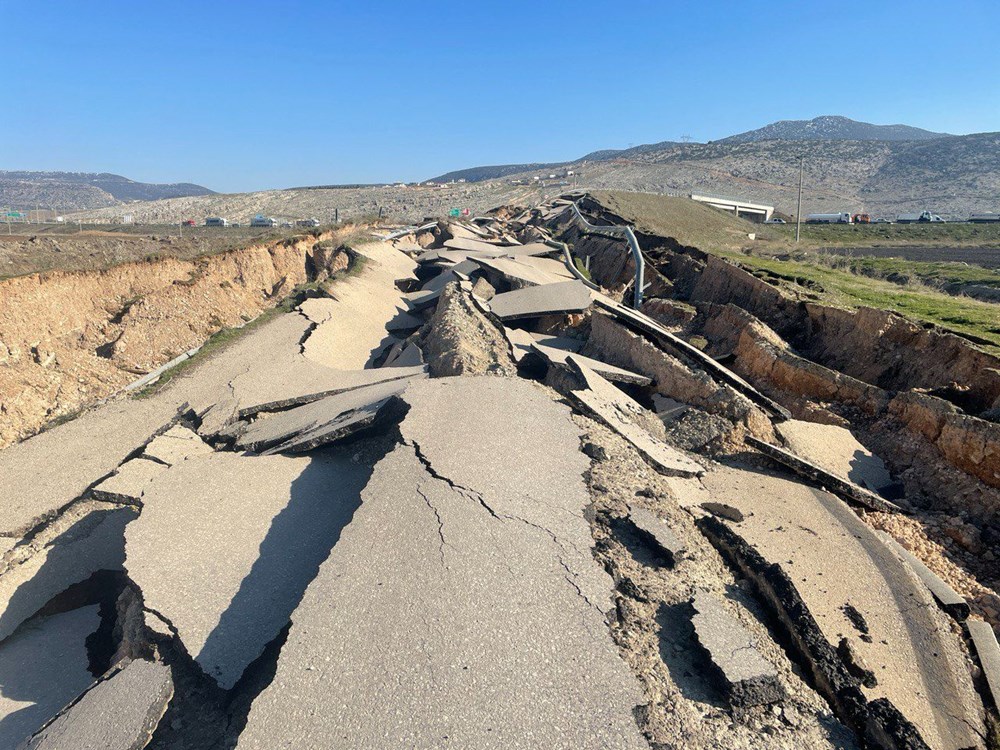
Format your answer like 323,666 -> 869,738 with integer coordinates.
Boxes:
565,201 -> 645,309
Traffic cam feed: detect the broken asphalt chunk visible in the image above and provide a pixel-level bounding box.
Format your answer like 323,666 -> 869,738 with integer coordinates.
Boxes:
235,379 -> 409,454
876,531 -> 970,620
627,506 -> 684,564
531,341 -> 652,385
967,619 -> 1000,712
690,592 -> 784,707
567,357 -> 704,477
488,280 -> 593,321
143,428 -> 214,466
21,659 -> 173,750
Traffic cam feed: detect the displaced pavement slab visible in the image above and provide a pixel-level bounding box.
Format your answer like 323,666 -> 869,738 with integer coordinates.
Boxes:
22,658 -> 173,750
877,532 -> 970,619
776,420 -> 894,493
568,357 -> 704,477
386,341 -> 423,368
125,449 -> 373,689
0,606 -> 100,749
385,310 -> 424,332
471,255 -> 568,287
442,236 -> 511,254
299,241 -> 419,371
0,503 -> 136,642
746,436 -> 902,514
236,377 -> 647,749
967,620 -> 1000,712
690,592 -> 783,707
234,379 -> 409,454
488,280 -> 593,321
532,341 -> 652,385
91,458 -> 167,504
627,506 -> 685,564
142,431 -> 215,466
696,465 -> 985,750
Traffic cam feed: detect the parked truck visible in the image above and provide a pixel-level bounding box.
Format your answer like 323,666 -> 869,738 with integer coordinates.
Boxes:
250,215 -> 278,228
805,212 -> 852,224
205,217 -> 229,227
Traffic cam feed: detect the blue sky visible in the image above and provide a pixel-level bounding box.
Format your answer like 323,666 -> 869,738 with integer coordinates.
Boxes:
2,0 -> 997,193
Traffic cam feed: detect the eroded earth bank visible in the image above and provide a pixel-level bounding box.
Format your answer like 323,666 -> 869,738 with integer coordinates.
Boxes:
0,199 -> 998,749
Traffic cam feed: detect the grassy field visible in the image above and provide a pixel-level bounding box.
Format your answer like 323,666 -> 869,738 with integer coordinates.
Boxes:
763,221 -> 1000,249
588,190 -> 1000,351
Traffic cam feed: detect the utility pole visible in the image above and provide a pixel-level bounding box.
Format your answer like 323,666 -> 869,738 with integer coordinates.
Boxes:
795,157 -> 804,244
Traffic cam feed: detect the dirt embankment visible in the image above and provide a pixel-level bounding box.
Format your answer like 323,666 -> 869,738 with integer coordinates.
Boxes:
0,231 -> 347,448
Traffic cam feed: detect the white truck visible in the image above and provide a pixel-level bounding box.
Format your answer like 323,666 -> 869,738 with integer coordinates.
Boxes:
250,215 -> 278,228
896,211 -> 944,224
204,217 -> 229,227
805,212 -> 852,224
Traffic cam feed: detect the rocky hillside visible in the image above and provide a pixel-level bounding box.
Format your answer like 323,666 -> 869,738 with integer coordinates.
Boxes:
717,115 -> 947,143
0,171 -> 215,212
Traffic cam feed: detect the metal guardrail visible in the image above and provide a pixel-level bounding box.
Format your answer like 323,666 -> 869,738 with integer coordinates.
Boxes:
564,201 -> 645,308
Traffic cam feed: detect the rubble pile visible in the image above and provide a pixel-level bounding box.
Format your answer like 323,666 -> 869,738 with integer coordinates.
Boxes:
0,207 -> 997,749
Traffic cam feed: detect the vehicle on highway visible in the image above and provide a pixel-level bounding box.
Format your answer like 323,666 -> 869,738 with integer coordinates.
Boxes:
296,218 -> 321,227
764,217 -> 786,224
852,213 -> 871,224
970,213 -> 1000,223
280,221 -> 294,228
874,217 -> 892,223
805,212 -> 852,224
897,210 -> 944,223
250,215 -> 278,228
182,219 -> 196,227
205,217 -> 229,227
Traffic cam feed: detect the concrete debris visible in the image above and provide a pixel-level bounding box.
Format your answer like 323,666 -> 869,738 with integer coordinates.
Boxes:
236,377 -> 647,748
777,420 -> 895,494
568,356 -> 704,477
966,619 -> 1000,711
747,436 -> 905,514
401,287 -> 442,311
0,503 -> 136,642
471,255 -> 569,288
385,341 -> 424,368
0,606 -> 101,749
91,458 -> 167,504
21,658 -> 173,750
690,592 -> 784,707
627,506 -> 684,564
531,340 -> 652,385
125,450 -> 372,689
877,531 -> 971,620
593,295 -> 791,420
234,379 -> 409,454
652,394 -> 690,422
488,279 -> 593,320
443,236 -> 510,254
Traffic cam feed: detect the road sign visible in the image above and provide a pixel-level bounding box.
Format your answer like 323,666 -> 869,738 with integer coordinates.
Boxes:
6,212 -> 23,218
448,208 -> 460,217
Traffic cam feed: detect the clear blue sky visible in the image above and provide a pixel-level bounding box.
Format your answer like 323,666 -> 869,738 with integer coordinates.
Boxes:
2,0 -> 997,193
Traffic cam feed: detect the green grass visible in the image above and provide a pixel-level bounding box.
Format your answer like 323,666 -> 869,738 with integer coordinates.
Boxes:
714,247 -> 1000,351
761,221 -> 1000,249
815,253 -> 1000,289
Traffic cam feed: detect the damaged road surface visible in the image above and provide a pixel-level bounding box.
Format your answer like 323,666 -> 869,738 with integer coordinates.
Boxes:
1,212 -> 998,750
236,377 -> 647,748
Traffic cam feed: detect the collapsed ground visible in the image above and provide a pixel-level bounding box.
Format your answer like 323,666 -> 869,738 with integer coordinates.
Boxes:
0,197 -> 997,749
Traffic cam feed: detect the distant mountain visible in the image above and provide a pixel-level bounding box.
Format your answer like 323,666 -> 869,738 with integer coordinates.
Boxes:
717,115 -> 948,144
0,171 -> 215,211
